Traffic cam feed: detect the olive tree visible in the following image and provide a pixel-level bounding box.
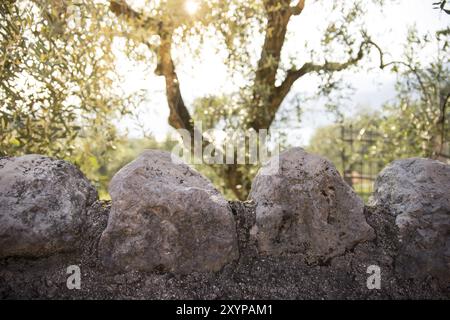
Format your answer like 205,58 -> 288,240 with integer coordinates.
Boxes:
107,0 -> 390,198
2,0 -> 390,199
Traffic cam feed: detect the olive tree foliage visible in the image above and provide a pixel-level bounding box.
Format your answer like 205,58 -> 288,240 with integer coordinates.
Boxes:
0,0 -> 131,160
107,0 -> 388,199
380,27 -> 450,161
309,26 -> 450,173
433,1 -> 450,14
1,0 -> 388,199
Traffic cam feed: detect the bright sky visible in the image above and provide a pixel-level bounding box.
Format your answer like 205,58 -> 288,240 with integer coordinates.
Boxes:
113,0 -> 450,146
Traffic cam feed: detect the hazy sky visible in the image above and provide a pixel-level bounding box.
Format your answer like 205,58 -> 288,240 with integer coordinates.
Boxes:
114,0 -> 450,145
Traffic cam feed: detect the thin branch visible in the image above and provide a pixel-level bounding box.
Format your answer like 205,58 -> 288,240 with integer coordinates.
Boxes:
290,0 -> 306,16
368,40 -> 433,105
276,41 -> 367,103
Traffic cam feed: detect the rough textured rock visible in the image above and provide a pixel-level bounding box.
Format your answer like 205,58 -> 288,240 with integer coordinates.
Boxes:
1,152 -> 449,299
1,203 -> 449,300
98,150 -> 239,274
0,155 -> 97,258
370,158 -> 450,282
249,148 -> 374,262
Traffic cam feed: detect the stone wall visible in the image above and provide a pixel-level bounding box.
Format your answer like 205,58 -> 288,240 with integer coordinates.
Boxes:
0,149 -> 449,299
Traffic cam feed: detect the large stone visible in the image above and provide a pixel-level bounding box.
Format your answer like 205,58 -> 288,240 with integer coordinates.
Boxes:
0,155 -> 97,258
370,158 -> 450,282
98,150 -> 239,273
249,147 -> 374,262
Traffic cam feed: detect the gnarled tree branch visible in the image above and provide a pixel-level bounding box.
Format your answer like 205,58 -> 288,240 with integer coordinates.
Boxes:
290,0 -> 306,16
156,31 -> 194,135
276,41 -> 367,103
109,0 -> 194,136
249,40 -> 369,129
109,0 -> 161,34
251,0 -> 296,130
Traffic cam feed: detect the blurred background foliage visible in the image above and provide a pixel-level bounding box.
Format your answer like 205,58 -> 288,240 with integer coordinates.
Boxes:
1,0 -> 449,200
309,26 -> 450,165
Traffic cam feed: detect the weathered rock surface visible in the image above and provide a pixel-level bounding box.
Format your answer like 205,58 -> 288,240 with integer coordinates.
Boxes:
0,155 -> 97,258
370,158 -> 450,282
98,150 -> 239,274
249,148 -> 374,262
1,152 -> 449,299
1,203 -> 448,299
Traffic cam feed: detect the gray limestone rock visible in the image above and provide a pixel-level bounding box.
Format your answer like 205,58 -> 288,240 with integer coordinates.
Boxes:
370,158 -> 450,282
249,147 -> 375,262
0,155 -> 97,258
98,150 -> 239,273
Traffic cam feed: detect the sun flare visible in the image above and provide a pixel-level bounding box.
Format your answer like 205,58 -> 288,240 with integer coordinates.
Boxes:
185,0 -> 199,15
